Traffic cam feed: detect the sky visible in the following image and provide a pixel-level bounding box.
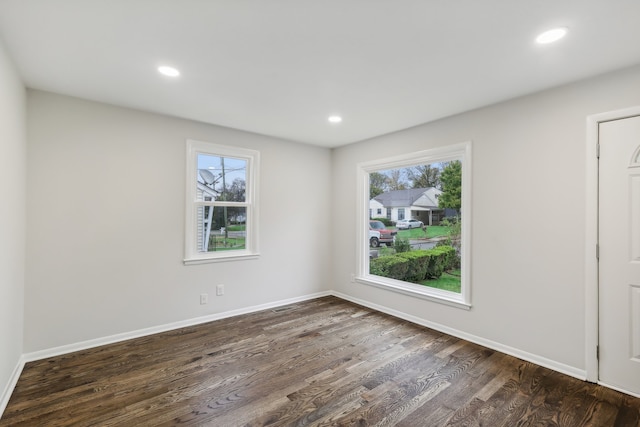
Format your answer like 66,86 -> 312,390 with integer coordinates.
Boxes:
197,154 -> 246,194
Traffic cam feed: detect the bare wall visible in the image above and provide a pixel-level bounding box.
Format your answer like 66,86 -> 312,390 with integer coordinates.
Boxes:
25,91 -> 332,352
0,39 -> 26,404
331,64 -> 640,372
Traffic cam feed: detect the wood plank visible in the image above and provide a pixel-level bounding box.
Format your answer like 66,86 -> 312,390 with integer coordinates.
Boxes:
2,296 -> 640,426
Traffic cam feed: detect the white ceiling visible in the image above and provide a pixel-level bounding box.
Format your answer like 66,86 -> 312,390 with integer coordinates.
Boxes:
1,1 -> 639,148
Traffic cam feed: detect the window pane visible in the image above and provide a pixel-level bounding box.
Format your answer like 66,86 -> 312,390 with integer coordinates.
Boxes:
196,206 -> 247,252
197,154 -> 247,202
368,161 -> 462,293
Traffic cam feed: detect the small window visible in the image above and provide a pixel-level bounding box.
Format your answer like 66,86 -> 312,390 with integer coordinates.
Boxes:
356,142 -> 471,309
184,140 -> 259,264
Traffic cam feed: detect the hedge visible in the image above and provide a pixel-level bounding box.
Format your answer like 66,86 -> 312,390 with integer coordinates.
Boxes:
397,250 -> 431,282
370,245 -> 456,282
369,256 -> 408,280
424,245 -> 456,279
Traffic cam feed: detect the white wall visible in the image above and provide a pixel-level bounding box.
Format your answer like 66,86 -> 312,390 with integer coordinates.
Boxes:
25,91 -> 332,352
14,54 -> 640,390
0,40 -> 26,404
332,64 -> 640,373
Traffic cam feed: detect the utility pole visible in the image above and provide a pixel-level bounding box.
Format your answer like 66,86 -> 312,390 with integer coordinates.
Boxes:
221,157 -> 229,239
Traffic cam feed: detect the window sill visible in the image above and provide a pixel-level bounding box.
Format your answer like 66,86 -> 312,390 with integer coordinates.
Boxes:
356,275 -> 471,310
184,252 -> 260,265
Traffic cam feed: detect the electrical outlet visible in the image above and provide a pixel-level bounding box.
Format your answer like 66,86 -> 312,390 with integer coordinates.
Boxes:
216,284 -> 225,296
200,293 -> 208,305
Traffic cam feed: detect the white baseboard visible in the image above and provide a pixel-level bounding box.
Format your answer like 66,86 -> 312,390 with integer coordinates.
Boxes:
3,291 -> 329,418
23,291 -> 332,363
598,381 -> 640,399
4,289 -> 592,419
0,355 -> 26,418
331,291 -> 587,381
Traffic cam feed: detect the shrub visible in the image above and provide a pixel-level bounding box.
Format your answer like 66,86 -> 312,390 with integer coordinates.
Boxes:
377,246 -> 396,257
441,245 -> 457,270
393,237 -> 411,253
371,245 -> 456,282
438,217 -> 461,267
370,256 -> 408,280
436,240 -> 460,268
440,217 -> 458,227
397,250 -> 431,283
425,245 -> 456,279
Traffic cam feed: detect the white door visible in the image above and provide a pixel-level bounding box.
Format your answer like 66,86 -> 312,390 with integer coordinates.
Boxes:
599,114 -> 640,395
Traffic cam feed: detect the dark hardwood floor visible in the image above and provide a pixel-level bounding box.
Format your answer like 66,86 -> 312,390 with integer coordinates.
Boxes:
2,296 -> 639,426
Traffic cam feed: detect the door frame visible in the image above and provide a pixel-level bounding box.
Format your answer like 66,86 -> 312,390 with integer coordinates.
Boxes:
586,105 -> 640,384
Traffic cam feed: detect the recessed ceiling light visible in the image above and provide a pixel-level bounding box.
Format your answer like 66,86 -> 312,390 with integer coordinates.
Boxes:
158,66 -> 180,77
328,116 -> 342,123
536,27 -> 568,44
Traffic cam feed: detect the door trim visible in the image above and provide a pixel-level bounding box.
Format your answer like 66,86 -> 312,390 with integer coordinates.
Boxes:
586,106 -> 640,384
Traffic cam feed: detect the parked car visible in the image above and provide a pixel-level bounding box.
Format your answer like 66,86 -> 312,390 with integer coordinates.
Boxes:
369,229 -> 381,248
396,218 -> 424,229
369,220 -> 397,246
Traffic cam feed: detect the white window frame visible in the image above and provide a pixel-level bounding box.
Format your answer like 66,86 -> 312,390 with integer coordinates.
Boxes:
184,139 -> 260,264
356,141 -> 472,309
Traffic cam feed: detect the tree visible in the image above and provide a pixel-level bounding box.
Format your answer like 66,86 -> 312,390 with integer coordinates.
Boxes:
225,178 -> 246,202
438,160 -> 462,211
387,169 -> 407,191
224,178 -> 246,224
369,172 -> 388,198
407,164 -> 441,189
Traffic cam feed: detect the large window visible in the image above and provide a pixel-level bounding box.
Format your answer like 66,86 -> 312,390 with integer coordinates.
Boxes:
184,140 -> 259,264
357,142 -> 471,309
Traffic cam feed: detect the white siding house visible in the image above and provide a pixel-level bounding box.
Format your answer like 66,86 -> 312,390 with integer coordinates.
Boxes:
370,188 -> 445,225
196,180 -> 218,252
369,198 -> 386,219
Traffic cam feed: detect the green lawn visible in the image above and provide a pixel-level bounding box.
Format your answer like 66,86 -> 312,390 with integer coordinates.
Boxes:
207,235 -> 245,251
420,270 -> 461,293
395,225 -> 451,239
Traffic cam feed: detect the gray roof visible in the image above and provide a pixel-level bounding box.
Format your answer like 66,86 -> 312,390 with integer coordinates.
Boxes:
374,188 -> 439,208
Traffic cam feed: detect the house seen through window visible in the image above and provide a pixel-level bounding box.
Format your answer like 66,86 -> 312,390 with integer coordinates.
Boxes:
357,143 -> 471,308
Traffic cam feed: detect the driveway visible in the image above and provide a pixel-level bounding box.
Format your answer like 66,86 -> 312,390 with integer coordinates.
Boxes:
410,240 -> 437,250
